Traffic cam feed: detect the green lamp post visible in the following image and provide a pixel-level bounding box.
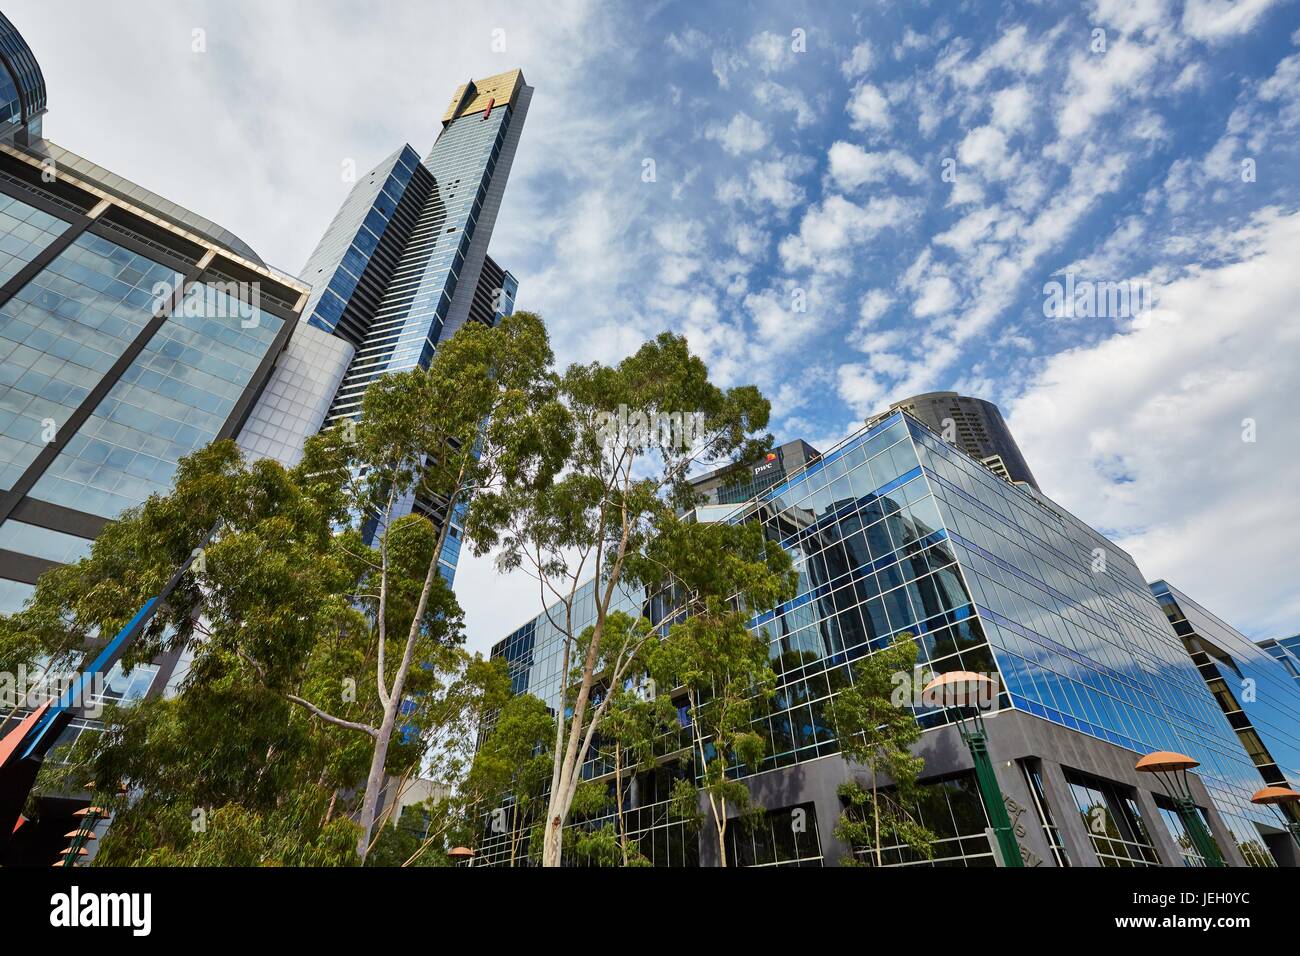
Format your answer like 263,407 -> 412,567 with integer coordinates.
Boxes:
923,670 -> 1023,868
1249,786 -> 1300,850
1134,751 -> 1225,867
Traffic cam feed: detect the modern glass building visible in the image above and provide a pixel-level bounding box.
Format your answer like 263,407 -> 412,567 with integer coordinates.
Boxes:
0,135 -> 306,621
0,11 -> 45,146
1260,634 -> 1300,687
689,438 -> 821,507
273,70 -> 529,578
482,411 -> 1297,866
1150,581 -> 1300,861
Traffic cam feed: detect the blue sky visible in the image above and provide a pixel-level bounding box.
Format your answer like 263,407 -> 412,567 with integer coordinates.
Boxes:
11,0 -> 1300,647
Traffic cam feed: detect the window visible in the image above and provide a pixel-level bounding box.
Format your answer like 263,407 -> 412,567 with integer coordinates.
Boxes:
727,802 -> 822,867
1064,770 -> 1159,866
1154,797 -> 1217,867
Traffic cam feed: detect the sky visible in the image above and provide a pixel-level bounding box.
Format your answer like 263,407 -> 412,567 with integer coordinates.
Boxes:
10,0 -> 1300,650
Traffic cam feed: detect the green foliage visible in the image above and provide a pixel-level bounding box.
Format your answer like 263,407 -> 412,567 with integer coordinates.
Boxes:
646,517 -> 797,867
489,331 -> 779,865
568,780 -> 610,821
834,779 -> 937,867
572,824 -> 624,867
465,693 -> 554,866
830,634 -> 936,865
2,315 -> 554,865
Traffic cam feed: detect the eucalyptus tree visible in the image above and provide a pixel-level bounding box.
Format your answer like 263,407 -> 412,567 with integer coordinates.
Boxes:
253,309 -> 565,860
485,332 -> 772,867
830,633 -> 936,866
645,518 -> 797,866
3,312 -> 562,864
464,692 -> 555,866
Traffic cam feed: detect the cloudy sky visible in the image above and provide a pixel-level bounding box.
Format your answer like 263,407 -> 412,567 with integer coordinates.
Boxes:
11,0 -> 1300,649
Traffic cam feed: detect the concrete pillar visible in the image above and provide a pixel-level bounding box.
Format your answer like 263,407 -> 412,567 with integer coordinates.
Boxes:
1038,758 -> 1099,867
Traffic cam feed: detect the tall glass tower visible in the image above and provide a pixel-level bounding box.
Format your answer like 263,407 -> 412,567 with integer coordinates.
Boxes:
280,70 -> 530,578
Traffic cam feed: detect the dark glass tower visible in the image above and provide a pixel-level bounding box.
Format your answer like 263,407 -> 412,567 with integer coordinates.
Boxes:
289,70 -> 530,578
880,391 -> 1040,491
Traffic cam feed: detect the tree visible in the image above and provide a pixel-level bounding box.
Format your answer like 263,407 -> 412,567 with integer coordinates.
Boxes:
464,692 -> 555,866
488,331 -> 772,867
3,313 -> 553,865
830,634 -> 936,866
646,518 -> 797,867
599,682 -> 676,865
294,310 -> 564,860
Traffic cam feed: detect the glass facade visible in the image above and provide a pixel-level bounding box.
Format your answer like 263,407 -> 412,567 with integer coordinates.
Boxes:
0,232 -> 174,491
488,410 -> 1290,865
325,89 -> 519,422
1064,770 -> 1161,867
28,283 -> 282,519
0,192 -> 67,287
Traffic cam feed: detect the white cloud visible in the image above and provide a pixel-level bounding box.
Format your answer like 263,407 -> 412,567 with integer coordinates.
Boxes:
779,194 -> 921,276
712,48 -> 747,89
837,363 -> 891,417
731,221 -> 769,258
846,82 -> 891,132
1007,208 -> 1300,638
1182,0 -> 1279,42
827,142 -> 926,189
749,30 -> 796,73
719,154 -> 814,211
753,80 -> 819,128
1056,41 -> 1161,140
841,40 -> 873,79
705,112 -> 769,155
912,275 -> 959,317
990,85 -> 1034,132
858,289 -> 894,325
665,27 -> 709,58
957,125 -> 1019,180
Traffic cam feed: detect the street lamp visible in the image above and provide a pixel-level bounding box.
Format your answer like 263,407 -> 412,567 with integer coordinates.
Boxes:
447,845 -> 476,867
923,670 -> 1023,867
1134,751 -> 1225,867
1249,786 -> 1300,850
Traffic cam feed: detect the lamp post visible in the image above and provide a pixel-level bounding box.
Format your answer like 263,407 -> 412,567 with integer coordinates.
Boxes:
1134,751 -> 1225,867
923,671 -> 1023,867
447,845 -> 476,867
1249,786 -> 1300,850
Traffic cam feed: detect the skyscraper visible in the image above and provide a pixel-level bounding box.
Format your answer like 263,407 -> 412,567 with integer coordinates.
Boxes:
251,70 -> 530,578
875,391 -> 1040,491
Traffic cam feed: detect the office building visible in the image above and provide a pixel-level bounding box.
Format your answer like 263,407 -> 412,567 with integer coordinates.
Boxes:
1260,635 -> 1300,687
1151,581 -> 1300,863
690,438 -> 820,508
0,11 -> 312,863
245,72 -> 528,578
875,391 -> 1039,491
482,412 -> 1297,867
0,13 -> 307,620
